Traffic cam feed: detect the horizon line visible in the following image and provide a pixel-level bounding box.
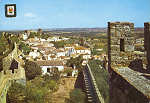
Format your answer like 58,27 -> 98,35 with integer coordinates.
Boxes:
0,27 -> 144,31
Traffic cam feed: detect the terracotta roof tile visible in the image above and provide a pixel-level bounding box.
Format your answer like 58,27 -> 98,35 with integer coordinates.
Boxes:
35,60 -> 64,66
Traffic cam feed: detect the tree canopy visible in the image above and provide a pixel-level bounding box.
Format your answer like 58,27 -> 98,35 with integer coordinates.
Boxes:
24,61 -> 42,80
53,41 -> 65,48
66,56 -> 83,71
0,34 -> 9,55
19,42 -> 31,55
7,82 -> 25,103
7,75 -> 60,103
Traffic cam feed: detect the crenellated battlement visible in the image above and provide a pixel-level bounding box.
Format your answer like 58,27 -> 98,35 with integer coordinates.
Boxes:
108,22 -> 150,103
0,43 -> 26,103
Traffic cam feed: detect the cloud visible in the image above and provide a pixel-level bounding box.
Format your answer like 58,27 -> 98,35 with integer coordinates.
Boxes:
24,12 -> 36,18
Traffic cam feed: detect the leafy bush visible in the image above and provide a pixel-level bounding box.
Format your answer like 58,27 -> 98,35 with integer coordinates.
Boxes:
66,56 -> 83,71
0,34 -> 9,54
7,82 -> 25,103
53,41 -> 65,48
24,61 -> 42,80
66,88 -> 86,103
19,42 -> 31,55
7,75 -> 60,103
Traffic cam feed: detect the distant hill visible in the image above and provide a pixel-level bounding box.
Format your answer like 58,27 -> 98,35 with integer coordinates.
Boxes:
0,27 -> 144,34
134,27 -> 144,32
43,28 -> 107,33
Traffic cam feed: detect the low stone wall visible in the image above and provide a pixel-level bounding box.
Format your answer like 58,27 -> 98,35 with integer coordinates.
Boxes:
0,77 -> 11,103
86,64 -> 105,103
0,43 -> 26,103
0,69 -> 25,103
0,71 -> 4,84
110,68 -> 149,103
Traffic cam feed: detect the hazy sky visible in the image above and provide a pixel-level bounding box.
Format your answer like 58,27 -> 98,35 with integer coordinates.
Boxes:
0,0 -> 150,30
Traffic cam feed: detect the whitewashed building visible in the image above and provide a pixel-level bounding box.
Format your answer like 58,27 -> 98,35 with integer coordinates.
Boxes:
75,46 -> 91,55
36,60 -> 64,75
29,50 -> 40,59
56,49 -> 66,57
82,54 -> 91,59
22,33 -> 28,40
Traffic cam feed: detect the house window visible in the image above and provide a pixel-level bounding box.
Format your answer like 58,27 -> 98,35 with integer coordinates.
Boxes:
47,68 -> 50,73
120,39 -> 125,52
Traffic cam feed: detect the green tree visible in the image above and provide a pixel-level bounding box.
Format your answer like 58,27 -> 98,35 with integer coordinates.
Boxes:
66,88 -> 86,103
0,34 -> 9,54
91,49 -> 101,55
45,80 -> 58,92
7,82 -> 25,103
19,42 -> 31,55
41,34 -> 49,39
10,35 -> 20,44
63,69 -> 73,76
28,32 -> 36,39
24,61 -> 42,80
66,56 -> 83,71
51,67 -> 61,81
53,41 -> 65,48
42,74 -> 59,92
25,80 -> 48,103
7,77 -> 54,103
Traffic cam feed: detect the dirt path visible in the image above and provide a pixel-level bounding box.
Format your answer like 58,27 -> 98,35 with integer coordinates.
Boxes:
51,77 -> 76,103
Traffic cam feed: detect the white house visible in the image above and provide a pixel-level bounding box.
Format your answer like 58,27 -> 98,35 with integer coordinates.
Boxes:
66,48 -> 76,56
36,60 -> 64,75
31,46 -> 38,50
82,54 -> 91,59
75,46 -> 91,55
29,50 -> 40,59
34,37 -> 40,41
22,33 -> 28,40
42,42 -> 54,47
72,69 -> 78,77
62,37 -> 70,41
135,38 -> 144,44
38,47 -> 56,54
40,38 -> 46,42
82,60 -> 88,66
29,41 -> 41,46
63,67 -> 78,77
56,49 -> 66,57
47,36 -> 60,42
64,44 -> 76,56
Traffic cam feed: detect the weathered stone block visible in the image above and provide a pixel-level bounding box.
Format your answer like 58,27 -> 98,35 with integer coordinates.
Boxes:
108,22 -> 136,68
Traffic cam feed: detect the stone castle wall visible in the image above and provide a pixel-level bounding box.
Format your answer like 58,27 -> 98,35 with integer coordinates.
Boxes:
1,43 -> 25,80
0,71 -> 4,85
2,43 -> 19,71
108,22 -> 150,103
108,22 -> 134,68
110,69 -> 149,103
0,43 -> 26,103
144,22 -> 150,68
108,22 -> 146,69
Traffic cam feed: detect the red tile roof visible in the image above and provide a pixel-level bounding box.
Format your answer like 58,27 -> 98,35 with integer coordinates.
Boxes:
35,60 -> 64,66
